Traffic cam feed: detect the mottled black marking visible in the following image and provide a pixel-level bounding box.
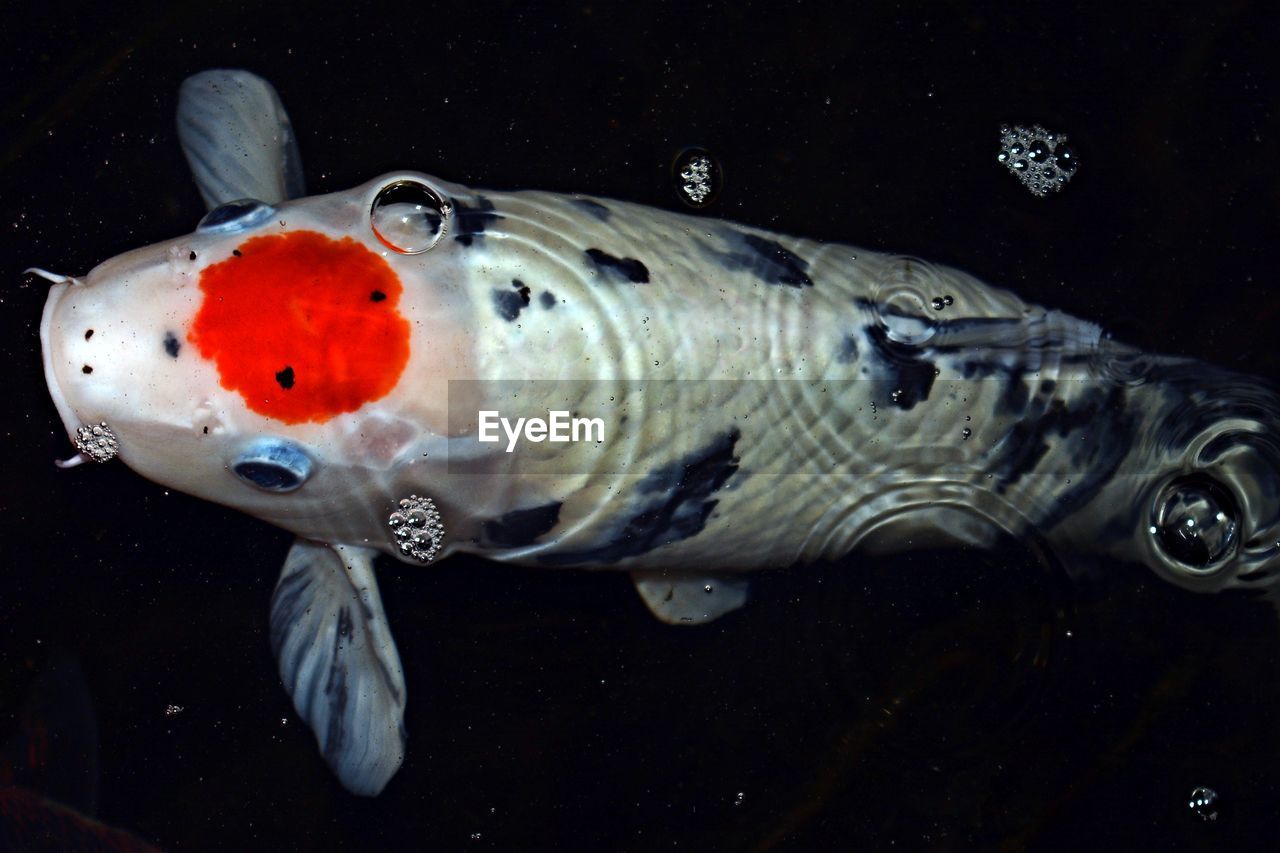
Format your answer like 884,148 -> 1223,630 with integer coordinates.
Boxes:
370,290 -> 386,302
481,501 -> 563,547
585,248 -> 650,283
163,331 -> 181,358
492,289 -> 526,322
453,196 -> 501,246
999,364 -> 1029,415
989,384 -> 1132,520
84,329 -> 93,341
81,365 -> 92,374
865,326 -> 936,410
836,333 -> 860,364
276,365 -> 295,390
540,291 -> 556,309
188,251 -> 197,261
572,198 -> 611,221
512,279 -> 531,303
540,429 -> 741,565
232,249 -> 242,257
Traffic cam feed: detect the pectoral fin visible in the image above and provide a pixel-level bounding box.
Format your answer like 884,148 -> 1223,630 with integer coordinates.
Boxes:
631,571 -> 750,625
177,69 -> 306,210
270,539 -> 405,796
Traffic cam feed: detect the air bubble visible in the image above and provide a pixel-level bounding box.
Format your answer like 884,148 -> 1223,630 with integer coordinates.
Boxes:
371,180 -> 451,254
1188,786 -> 1219,822
672,147 -> 723,209
1150,475 -> 1238,571
869,256 -> 946,346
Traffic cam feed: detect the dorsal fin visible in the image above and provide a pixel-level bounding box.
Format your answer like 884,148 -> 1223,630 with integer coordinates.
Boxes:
176,69 -> 305,210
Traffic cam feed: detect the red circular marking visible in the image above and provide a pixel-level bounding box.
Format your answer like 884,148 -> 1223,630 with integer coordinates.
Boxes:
189,230 -> 411,424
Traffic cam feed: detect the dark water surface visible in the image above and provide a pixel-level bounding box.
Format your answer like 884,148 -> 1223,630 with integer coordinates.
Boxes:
2,2 -> 1279,850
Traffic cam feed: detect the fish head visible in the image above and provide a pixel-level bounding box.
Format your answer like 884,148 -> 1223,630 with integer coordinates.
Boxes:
39,173 -> 486,534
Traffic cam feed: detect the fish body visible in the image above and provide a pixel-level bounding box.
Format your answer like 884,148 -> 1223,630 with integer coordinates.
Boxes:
36,70 -> 1280,795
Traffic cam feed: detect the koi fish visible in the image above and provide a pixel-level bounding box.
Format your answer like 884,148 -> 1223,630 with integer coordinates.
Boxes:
35,70 -> 1280,796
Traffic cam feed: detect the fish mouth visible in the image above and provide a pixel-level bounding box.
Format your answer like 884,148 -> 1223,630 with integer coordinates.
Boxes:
40,280 -> 81,441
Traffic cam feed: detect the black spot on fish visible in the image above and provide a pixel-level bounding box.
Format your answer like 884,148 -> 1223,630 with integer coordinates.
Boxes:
453,196 -> 501,246
188,251 -> 197,261
81,365 -> 92,374
370,290 -> 386,302
865,325 -> 936,410
707,230 -> 814,288
741,234 -> 813,287
540,291 -> 556,309
512,279 -> 531,303
232,249 -> 242,257
84,329 -> 93,340
961,360 -> 1002,380
836,333 -> 860,364
481,502 -> 563,547
163,331 -> 181,358
540,429 -> 742,565
585,248 -> 650,283
572,198 -> 611,221
203,426 -> 209,435
1040,380 -> 1056,394
492,289 -> 526,322
276,366 -> 295,390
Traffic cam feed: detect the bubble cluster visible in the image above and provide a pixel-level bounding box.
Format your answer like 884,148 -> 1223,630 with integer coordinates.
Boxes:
997,124 -> 1077,197
1188,786 -> 1219,822
672,147 -> 722,208
74,422 -> 119,463
388,494 -> 445,563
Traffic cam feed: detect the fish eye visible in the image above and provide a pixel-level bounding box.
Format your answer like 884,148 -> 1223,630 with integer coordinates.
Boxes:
1150,474 -> 1240,572
197,199 -> 276,234
371,180 -> 451,254
232,439 -> 313,493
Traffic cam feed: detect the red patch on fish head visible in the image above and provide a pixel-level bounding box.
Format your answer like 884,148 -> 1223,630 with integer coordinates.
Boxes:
189,231 -> 411,424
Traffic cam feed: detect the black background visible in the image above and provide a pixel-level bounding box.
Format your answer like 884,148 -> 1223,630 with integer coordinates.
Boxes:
2,1 -> 1279,850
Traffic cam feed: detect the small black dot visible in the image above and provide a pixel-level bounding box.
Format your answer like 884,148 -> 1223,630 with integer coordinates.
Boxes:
163,332 -> 181,358
232,249 -> 243,257
370,290 -> 387,302
202,426 -> 209,434
189,251 -> 197,261
84,329 -> 94,340
275,365 -> 295,390
82,365 -> 93,374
